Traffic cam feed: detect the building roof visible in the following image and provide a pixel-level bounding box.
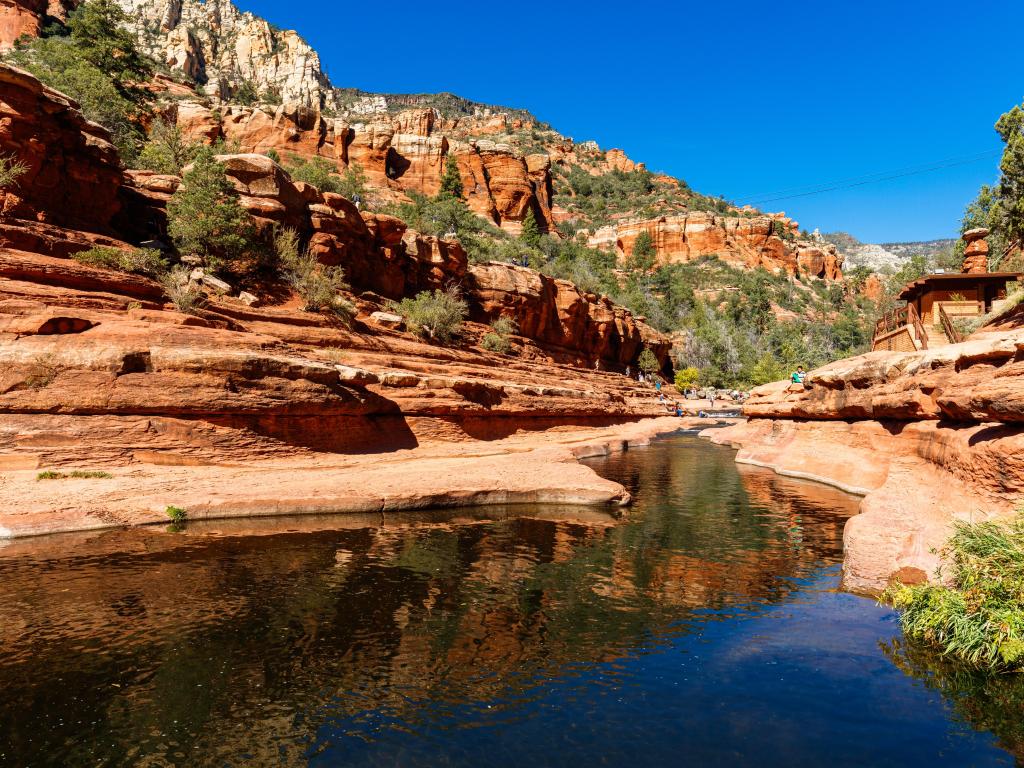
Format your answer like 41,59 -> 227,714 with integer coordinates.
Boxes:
897,272 -> 1023,302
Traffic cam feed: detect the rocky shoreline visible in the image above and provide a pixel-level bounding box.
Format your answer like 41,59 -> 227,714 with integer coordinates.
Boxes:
699,320 -> 1024,594
0,416 -> 696,539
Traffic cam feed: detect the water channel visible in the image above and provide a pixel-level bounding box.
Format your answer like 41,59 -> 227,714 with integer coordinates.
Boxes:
0,433 -> 1018,766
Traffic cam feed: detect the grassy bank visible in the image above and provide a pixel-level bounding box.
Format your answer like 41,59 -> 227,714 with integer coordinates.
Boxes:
887,514 -> 1024,670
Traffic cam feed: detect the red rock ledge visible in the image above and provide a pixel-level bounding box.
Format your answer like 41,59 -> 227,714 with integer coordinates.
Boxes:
0,416 -> 689,539
702,325 -> 1024,594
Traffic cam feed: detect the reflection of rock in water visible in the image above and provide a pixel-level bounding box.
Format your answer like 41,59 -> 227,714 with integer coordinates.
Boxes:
881,637 -> 1024,761
0,436 -> 863,766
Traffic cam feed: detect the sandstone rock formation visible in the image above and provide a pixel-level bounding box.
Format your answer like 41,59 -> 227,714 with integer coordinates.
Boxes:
161,100 -> 556,234
115,0 -> 334,108
0,63 -> 673,513
590,213 -> 844,279
116,146 -> 668,369
962,227 -> 990,274
0,0 -> 75,49
0,65 -> 123,235
708,320 -> 1024,593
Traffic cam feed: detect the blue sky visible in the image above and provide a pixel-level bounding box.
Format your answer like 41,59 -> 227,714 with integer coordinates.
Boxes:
244,0 -> 1022,243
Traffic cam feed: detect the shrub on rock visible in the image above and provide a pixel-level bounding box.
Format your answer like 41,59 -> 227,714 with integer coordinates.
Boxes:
390,287 -> 468,345
887,514 -> 1024,670
72,246 -> 167,277
137,119 -> 201,175
275,227 -> 354,320
167,148 -> 255,272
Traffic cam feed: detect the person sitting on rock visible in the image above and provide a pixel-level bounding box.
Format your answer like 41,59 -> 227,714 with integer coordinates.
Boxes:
787,365 -> 807,392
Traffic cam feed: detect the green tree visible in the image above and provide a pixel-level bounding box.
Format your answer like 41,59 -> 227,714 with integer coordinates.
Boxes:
995,104 -> 1024,252
6,36 -> 143,161
520,207 -> 541,248
137,119 -> 200,175
627,230 -> 656,272
66,0 -> 151,106
637,347 -> 660,376
673,366 -> 700,392
167,148 -> 254,272
285,154 -> 341,194
438,154 -> 463,199
234,80 -> 259,106
337,162 -> 367,201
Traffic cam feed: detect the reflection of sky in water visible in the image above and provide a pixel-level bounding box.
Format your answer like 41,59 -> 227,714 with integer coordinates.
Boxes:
0,435 -> 1014,766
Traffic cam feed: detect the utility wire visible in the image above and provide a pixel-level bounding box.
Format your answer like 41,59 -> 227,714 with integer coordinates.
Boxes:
739,149 -> 1001,206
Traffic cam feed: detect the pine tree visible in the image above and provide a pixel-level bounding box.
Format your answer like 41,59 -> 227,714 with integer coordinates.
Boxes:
167,148 -> 254,272
438,155 -> 463,199
995,104 -> 1024,249
627,230 -> 656,272
520,207 -> 541,247
67,0 -> 152,106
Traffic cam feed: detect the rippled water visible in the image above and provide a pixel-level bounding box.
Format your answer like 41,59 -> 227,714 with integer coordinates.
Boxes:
0,433 -> 1019,766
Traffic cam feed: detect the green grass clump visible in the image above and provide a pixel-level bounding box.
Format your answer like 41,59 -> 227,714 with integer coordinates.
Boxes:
165,505 -> 187,524
36,469 -> 112,480
886,514 -> 1024,670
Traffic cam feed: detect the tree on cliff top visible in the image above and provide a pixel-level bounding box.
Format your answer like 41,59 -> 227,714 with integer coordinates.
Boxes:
520,207 -> 541,248
438,155 -> 464,199
167,148 -> 254,272
67,0 -> 152,105
959,100 -> 1024,269
5,0 -> 155,163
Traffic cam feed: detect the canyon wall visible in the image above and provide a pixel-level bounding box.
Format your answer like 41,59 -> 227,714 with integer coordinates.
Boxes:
589,213 -> 844,280
0,64 -> 671,481
168,101 -> 556,234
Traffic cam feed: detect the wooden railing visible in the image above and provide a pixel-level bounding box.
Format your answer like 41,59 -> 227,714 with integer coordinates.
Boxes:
938,303 -> 963,344
872,303 -> 928,349
908,303 -> 928,349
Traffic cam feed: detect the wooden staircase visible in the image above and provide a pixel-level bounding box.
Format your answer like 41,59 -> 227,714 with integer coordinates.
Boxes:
921,323 -> 951,349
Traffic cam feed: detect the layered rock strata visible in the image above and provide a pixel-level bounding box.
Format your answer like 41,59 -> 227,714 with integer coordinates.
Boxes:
167,101 -> 556,234
0,63 -> 678,540
589,213 -> 844,280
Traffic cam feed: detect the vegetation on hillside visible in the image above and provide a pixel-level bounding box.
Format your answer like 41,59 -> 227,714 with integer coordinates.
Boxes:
6,0 -> 154,162
886,514 -> 1024,671
551,165 -> 740,232
0,0 -> 880,377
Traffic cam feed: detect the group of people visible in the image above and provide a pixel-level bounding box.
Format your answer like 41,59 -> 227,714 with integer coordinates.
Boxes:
612,360 -> 808,418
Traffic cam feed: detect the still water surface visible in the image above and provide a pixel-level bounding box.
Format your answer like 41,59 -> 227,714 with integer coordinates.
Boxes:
0,434 -> 1020,766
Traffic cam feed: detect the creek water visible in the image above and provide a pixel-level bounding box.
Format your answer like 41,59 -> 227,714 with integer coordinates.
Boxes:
0,433 -> 1019,766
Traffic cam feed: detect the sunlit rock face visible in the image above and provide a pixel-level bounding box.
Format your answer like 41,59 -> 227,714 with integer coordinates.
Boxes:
114,0 -> 335,108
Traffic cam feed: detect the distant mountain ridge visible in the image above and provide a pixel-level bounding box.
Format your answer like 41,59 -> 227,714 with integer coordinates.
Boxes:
821,232 -> 956,273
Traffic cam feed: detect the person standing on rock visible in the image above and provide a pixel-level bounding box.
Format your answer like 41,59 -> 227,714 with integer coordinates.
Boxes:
625,365 -> 631,379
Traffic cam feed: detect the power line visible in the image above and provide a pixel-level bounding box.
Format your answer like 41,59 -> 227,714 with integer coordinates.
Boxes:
739,149 -> 1001,207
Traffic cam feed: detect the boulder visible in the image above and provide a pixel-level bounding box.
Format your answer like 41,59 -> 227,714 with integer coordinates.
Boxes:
369,311 -> 404,330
